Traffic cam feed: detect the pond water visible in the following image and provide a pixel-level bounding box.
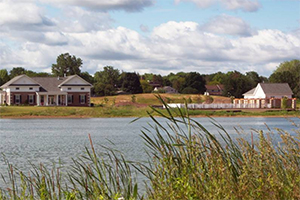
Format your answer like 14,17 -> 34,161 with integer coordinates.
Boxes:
0,117 -> 299,187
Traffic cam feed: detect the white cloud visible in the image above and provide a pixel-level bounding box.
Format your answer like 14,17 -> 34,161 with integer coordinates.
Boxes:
58,7 -> 114,33
175,0 -> 260,12
174,0 -> 216,8
1,16 -> 299,76
222,0 -> 261,12
201,15 -> 254,36
152,21 -> 199,40
39,0 -> 155,12
0,0 -> 54,30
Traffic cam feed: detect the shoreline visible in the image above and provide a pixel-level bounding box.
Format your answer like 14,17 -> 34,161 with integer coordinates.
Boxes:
1,114 -> 299,119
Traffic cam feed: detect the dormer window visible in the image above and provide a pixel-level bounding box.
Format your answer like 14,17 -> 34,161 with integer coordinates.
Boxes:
16,87 -> 19,90
68,88 -> 71,90
29,87 -> 33,90
81,88 -> 84,90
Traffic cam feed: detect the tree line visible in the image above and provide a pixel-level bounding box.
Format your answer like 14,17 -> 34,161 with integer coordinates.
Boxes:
0,53 -> 299,98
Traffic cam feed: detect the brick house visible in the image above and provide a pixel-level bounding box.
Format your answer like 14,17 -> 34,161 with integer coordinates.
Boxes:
0,74 -> 92,106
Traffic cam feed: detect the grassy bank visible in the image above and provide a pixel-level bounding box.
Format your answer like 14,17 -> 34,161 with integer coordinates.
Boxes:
0,98 -> 300,199
0,94 -> 299,118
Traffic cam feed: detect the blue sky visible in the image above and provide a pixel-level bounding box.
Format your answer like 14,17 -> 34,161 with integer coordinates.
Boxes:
0,0 -> 299,77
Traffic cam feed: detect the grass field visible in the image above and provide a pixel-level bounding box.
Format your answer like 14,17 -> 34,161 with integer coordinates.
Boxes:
91,93 -> 230,105
0,94 -> 299,118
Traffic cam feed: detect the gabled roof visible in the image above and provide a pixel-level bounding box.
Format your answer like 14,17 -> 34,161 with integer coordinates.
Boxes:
205,84 -> 224,90
0,74 -> 40,88
1,74 -> 92,92
32,77 -> 68,92
243,83 -> 293,96
260,83 -> 293,95
243,88 -> 255,96
58,75 -> 93,87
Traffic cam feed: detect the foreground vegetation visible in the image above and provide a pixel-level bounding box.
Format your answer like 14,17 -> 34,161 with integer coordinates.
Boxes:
0,97 -> 300,199
0,94 -> 299,118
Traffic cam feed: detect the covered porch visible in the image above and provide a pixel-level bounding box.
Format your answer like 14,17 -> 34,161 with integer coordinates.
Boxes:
0,91 -> 6,105
36,92 -> 68,106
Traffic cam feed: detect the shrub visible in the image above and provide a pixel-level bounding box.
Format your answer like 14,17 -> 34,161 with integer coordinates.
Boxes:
181,87 -> 198,94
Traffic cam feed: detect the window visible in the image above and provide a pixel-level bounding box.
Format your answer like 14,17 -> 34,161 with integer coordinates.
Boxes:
67,94 -> 73,104
68,88 -> 72,90
80,94 -> 86,104
16,87 -> 19,90
81,88 -> 84,90
29,87 -> 33,90
29,95 -> 34,104
15,94 -> 21,104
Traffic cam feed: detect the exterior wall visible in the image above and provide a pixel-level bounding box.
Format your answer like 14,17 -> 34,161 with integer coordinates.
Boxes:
66,92 -> 90,106
9,86 -> 39,92
10,92 -> 37,105
244,85 -> 266,99
234,98 -> 296,109
60,86 -> 91,92
265,94 -> 292,99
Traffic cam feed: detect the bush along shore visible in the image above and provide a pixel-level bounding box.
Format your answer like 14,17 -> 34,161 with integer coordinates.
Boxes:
0,97 -> 300,199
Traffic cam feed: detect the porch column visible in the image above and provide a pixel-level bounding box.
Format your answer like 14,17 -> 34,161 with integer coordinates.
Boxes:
65,94 -> 68,106
37,94 -> 40,106
46,95 -> 49,106
56,95 -> 59,106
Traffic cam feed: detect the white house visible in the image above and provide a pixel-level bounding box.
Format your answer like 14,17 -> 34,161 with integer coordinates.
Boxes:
234,83 -> 296,109
0,74 -> 92,106
243,83 -> 293,99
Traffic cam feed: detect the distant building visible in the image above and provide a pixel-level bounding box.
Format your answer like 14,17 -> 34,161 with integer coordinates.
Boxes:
154,86 -> 178,94
234,83 -> 296,109
0,74 -> 92,106
205,84 -> 224,96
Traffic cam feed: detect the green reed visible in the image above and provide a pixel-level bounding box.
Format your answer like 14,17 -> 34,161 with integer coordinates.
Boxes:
1,95 -> 300,199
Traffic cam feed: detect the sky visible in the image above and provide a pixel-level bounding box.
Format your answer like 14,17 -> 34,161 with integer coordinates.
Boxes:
0,0 -> 299,77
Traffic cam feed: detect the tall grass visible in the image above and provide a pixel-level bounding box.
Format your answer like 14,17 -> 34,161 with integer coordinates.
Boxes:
1,96 -> 300,199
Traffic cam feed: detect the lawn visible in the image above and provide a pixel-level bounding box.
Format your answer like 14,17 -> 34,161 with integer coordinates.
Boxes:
0,94 -> 299,118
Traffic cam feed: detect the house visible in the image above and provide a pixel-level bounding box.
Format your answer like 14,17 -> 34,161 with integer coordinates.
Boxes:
153,86 -> 178,94
234,83 -> 296,109
0,74 -> 93,106
205,84 -> 224,96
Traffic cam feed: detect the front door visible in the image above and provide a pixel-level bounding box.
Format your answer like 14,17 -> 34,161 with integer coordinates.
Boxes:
48,95 -> 55,105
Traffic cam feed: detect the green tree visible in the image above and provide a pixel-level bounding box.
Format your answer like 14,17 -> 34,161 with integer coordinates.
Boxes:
121,72 -> 143,94
152,74 -> 164,86
51,53 -> 82,77
9,67 -> 26,78
93,66 -> 120,96
0,69 -> 10,86
204,71 -> 226,85
223,71 -> 252,98
245,71 -> 262,88
182,72 -> 206,94
140,80 -> 153,93
94,66 -> 120,86
80,72 -> 94,84
270,60 -> 300,97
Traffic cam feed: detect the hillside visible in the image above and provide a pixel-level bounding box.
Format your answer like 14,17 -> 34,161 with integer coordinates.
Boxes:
91,94 -> 232,107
